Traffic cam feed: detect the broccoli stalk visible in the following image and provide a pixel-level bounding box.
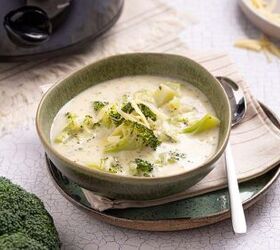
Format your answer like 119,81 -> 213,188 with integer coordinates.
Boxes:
104,120 -> 161,153
0,177 -> 60,250
182,114 -> 220,134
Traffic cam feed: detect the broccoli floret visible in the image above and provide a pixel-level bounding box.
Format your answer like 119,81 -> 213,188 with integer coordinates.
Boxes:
92,101 -> 109,112
55,112 -> 82,143
137,103 -> 157,121
104,120 -> 161,153
82,115 -> 100,130
135,158 -> 154,173
129,159 -> 154,177
121,102 -> 134,114
108,106 -> 123,126
121,102 -> 157,121
0,177 -> 60,250
0,233 -> 47,250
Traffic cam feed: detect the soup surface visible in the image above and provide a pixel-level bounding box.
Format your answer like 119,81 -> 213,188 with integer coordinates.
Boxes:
51,76 -> 220,177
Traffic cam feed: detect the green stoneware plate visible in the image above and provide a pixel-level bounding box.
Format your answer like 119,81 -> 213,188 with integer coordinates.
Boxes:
46,102 -> 280,231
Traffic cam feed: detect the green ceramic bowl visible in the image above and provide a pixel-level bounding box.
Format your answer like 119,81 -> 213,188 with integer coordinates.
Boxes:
36,53 -> 232,200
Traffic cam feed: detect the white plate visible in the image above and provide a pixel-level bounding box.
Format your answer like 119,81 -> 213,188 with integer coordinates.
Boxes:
239,0 -> 280,39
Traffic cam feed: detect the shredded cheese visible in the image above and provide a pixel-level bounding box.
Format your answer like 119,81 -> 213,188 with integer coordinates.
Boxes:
234,35 -> 280,61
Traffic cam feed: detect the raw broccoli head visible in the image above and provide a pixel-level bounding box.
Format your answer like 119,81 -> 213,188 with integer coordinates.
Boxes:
104,120 -> 161,153
0,233 -> 47,250
0,177 -> 60,250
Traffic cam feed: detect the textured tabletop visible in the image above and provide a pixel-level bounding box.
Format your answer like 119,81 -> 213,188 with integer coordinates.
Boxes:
0,0 -> 279,249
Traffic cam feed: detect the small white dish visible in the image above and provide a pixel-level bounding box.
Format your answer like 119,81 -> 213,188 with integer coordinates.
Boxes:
239,0 -> 280,39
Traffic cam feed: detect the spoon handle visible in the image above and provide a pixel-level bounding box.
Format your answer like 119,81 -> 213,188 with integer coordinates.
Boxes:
225,142 -> 247,234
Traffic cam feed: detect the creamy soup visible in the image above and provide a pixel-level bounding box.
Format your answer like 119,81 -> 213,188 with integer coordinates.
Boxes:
50,76 -> 220,177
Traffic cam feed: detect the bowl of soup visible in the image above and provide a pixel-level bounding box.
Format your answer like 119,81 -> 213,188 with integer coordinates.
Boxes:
36,53 -> 231,200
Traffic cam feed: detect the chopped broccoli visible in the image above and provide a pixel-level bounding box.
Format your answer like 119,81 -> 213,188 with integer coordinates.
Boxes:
166,97 -> 180,112
97,105 -> 124,127
92,101 -> 109,112
121,102 -> 157,121
55,112 -> 83,143
154,84 -> 178,107
121,102 -> 134,114
137,103 -> 157,121
0,177 -> 60,250
135,158 -> 154,173
183,114 -> 220,134
82,115 -> 100,130
129,159 -> 154,177
88,156 -> 122,174
104,120 -> 161,153
108,106 -> 123,126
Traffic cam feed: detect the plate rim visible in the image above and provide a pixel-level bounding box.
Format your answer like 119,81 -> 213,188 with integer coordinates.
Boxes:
46,101 -> 280,231
239,0 -> 280,39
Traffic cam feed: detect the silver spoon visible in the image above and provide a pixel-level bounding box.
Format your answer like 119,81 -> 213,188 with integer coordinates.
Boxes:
217,76 -> 247,234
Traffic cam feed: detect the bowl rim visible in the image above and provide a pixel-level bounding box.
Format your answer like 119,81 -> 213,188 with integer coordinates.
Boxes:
36,52 -> 232,183
239,0 -> 280,30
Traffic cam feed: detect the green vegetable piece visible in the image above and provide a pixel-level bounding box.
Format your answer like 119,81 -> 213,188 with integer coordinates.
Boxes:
121,102 -> 134,114
183,114 -> 220,134
93,101 -> 109,112
138,103 -> 157,121
135,158 -> 154,173
64,112 -> 82,135
0,233 -> 47,250
98,105 -> 122,128
154,84 -> 177,107
54,112 -> 83,143
166,97 -> 180,112
122,102 -> 156,121
104,120 -> 161,153
83,115 -> 100,129
108,106 -> 123,126
0,177 -> 60,249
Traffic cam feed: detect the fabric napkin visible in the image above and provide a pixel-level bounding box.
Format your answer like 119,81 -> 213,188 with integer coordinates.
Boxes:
80,50 -> 280,211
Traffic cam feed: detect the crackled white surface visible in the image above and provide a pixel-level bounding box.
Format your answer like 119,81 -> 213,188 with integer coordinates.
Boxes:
0,0 -> 279,249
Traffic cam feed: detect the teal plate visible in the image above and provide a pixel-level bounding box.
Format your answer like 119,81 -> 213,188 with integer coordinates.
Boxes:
46,102 -> 280,231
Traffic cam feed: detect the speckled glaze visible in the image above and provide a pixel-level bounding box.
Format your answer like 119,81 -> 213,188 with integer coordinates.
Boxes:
36,53 -> 232,200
